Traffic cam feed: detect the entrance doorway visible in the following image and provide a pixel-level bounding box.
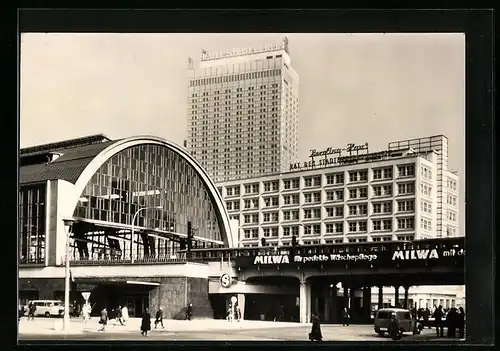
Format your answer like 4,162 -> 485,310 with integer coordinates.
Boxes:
80,282 -> 152,317
116,296 -> 149,318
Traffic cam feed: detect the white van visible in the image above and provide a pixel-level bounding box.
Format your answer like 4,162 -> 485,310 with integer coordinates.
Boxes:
374,308 -> 419,337
25,300 -> 65,317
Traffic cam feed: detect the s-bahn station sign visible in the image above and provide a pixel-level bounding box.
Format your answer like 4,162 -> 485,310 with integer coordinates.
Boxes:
237,245 -> 465,269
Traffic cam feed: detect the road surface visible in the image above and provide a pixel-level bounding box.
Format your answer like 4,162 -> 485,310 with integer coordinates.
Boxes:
18,317 -> 464,342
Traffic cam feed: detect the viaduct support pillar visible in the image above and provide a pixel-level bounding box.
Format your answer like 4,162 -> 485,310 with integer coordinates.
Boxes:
403,286 -> 409,309
343,284 -> 349,309
299,280 -> 310,324
362,287 -> 371,322
237,293 -> 246,320
394,285 -> 400,308
378,285 -> 383,309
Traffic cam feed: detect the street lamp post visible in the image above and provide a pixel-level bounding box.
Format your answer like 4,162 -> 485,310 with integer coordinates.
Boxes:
62,218 -> 75,332
131,206 -> 162,264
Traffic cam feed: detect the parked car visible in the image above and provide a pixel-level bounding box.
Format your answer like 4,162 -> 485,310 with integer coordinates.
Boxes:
24,300 -> 66,317
374,308 -> 420,337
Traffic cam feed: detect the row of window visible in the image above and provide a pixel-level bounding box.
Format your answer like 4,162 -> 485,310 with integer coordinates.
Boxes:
421,165 -> 434,180
225,184 -> 418,210
233,200 -> 418,218
241,235 -> 404,247
190,85 -> 282,101
19,185 -> 46,264
189,69 -> 282,87
446,194 -> 458,207
191,84 -> 281,97
223,165 -> 416,195
447,211 -> 457,222
241,217 -> 416,235
190,99 -> 283,113
447,178 -> 458,191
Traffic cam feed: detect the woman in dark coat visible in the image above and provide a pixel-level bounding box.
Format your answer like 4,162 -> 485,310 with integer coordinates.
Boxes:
141,308 -> 152,336
309,313 -> 323,342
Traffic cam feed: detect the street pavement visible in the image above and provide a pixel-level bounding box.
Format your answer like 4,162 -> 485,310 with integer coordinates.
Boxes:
18,317 -> 465,343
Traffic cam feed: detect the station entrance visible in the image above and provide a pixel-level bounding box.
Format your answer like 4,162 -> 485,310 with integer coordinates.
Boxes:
75,280 -> 155,318
307,276 -> 372,324
243,276 -> 299,322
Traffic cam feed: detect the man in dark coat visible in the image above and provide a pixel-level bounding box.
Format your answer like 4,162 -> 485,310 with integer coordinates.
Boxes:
154,307 -> 164,329
98,307 -> 108,332
28,302 -> 36,321
115,305 -> 124,325
309,313 -> 323,342
388,313 -> 401,340
446,307 -> 457,338
457,307 -> 465,338
141,308 -> 151,336
433,305 -> 444,337
186,303 -> 193,320
424,308 -> 431,329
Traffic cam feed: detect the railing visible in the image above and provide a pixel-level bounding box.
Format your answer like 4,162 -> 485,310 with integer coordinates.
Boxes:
62,254 -> 214,266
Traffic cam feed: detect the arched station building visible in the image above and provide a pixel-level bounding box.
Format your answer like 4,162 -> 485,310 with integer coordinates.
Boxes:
19,134 -> 236,318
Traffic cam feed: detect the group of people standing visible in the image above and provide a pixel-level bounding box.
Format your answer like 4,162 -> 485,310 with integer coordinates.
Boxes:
226,306 -> 242,322
431,305 -> 465,338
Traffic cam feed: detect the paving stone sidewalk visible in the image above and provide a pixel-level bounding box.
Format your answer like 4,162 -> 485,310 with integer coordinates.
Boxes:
18,317 -> 304,335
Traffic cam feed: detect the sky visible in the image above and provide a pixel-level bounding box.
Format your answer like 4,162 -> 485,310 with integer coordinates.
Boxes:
19,33 -> 465,232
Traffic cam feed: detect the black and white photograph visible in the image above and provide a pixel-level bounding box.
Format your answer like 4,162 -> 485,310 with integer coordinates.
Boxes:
17,13 -> 486,343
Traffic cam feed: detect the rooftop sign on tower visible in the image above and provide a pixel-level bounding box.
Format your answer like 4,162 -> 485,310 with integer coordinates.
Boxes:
201,37 -> 289,62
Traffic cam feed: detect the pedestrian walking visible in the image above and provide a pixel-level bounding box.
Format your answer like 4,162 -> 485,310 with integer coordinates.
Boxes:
18,304 -> 25,320
342,307 -> 350,326
236,307 -> 242,322
154,307 -> 164,329
308,313 -> 323,342
141,308 -> 152,336
115,305 -> 124,325
83,303 -> 91,323
121,305 -> 129,325
433,305 -> 444,337
28,302 -> 36,321
186,303 -> 193,321
226,307 -> 233,322
98,307 -> 108,332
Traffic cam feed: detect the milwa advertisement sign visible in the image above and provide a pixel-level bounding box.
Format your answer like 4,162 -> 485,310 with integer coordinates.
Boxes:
391,247 -> 465,261
252,253 -> 378,265
293,253 -> 378,264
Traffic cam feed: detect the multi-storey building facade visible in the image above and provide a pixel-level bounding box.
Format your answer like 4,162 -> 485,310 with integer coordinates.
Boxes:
388,135 -> 459,239
187,37 -> 299,182
217,136 -> 460,247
